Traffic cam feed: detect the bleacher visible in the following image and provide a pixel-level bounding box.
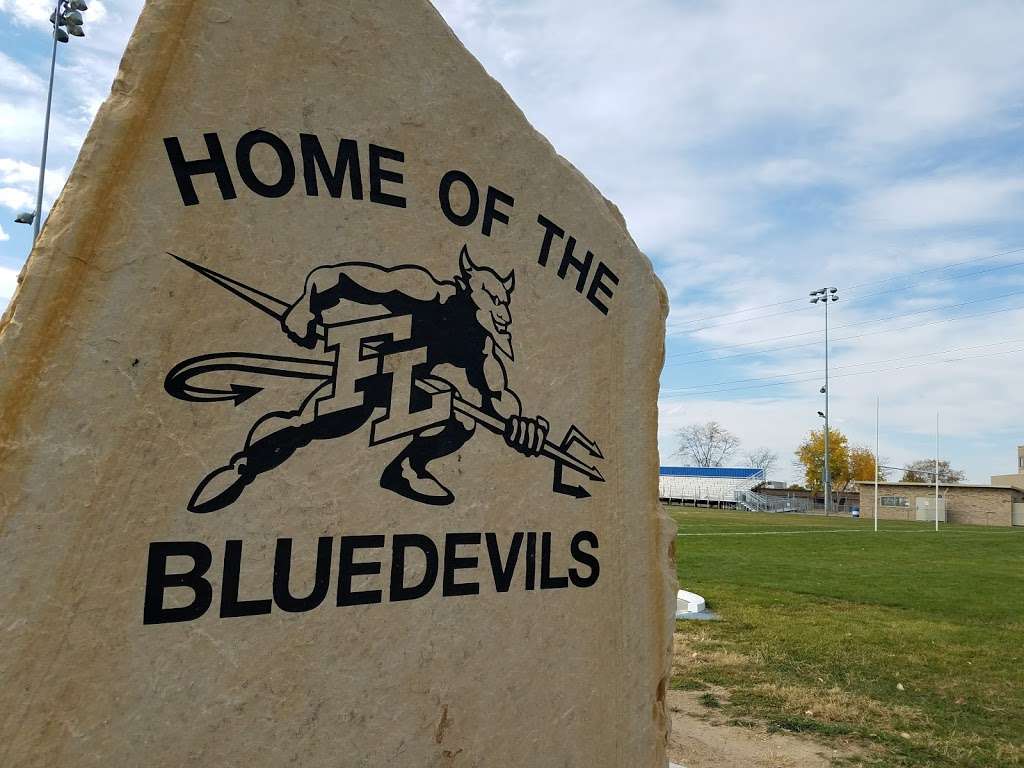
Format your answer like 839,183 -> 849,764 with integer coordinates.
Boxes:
659,466 -> 766,507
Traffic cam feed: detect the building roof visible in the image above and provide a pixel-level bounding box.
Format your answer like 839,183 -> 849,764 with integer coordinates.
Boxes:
854,480 -> 1021,491
659,466 -> 764,479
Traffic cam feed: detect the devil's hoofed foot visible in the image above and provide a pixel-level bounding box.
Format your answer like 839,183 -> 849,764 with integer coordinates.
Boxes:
380,457 -> 454,506
188,455 -> 251,514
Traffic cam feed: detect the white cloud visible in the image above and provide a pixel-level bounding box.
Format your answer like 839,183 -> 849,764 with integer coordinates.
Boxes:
0,158 -> 66,213
0,0 -> 53,26
0,265 -> 19,298
852,174 -> 1024,231
0,0 -> 107,28
0,157 -> 39,186
0,224 -> 10,242
754,158 -> 835,189
0,187 -> 35,212
0,51 -> 45,92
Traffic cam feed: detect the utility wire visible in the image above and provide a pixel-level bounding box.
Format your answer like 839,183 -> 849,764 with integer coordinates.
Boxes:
665,245 -> 1024,330
666,287 -> 1024,354
666,257 -> 1024,334
664,301 -> 1024,366
843,245 -> 1024,293
664,337 -> 1024,392
660,346 -> 1024,397
666,295 -> 808,329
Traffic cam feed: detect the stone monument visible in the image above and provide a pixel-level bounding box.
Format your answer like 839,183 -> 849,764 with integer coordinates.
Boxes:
0,1 -> 675,765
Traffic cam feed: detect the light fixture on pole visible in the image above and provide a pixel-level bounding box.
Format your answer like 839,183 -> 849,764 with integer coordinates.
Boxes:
810,287 -> 839,515
28,0 -> 89,243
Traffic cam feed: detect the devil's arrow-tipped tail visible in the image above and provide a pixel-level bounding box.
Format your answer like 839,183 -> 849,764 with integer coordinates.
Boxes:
164,352 -> 334,406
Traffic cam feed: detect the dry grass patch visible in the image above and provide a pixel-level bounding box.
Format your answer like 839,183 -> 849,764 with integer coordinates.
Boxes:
752,682 -> 926,729
672,625 -> 752,670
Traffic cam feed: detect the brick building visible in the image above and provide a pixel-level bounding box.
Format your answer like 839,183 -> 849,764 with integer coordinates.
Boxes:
857,480 -> 1024,527
991,445 -> 1024,490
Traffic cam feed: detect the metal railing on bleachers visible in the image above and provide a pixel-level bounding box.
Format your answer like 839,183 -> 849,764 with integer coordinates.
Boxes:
734,489 -> 814,513
659,467 -> 765,507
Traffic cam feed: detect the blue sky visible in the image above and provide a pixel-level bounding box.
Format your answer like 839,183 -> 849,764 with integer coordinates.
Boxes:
2,0 -> 1024,483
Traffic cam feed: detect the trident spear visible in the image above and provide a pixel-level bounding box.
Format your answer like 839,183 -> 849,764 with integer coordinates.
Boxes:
166,253 -> 605,497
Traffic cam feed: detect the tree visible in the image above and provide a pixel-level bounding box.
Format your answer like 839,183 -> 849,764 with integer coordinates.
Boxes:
848,445 -> 888,484
744,447 -> 778,476
901,459 -> 965,483
676,421 -> 740,467
794,427 -> 851,494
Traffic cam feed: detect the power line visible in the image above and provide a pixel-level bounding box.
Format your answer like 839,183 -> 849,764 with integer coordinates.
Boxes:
668,283 -> 1024,342
660,346 -> 1024,397
664,337 -> 1024,392
665,295 -> 808,330
843,245 -> 1024,293
667,257 -> 1024,335
665,244 -> 1024,329
666,287 -> 1024,353
664,301 -> 1024,366
665,245 -> 1024,331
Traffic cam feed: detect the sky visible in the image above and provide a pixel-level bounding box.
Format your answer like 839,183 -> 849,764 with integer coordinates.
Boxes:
2,0 -> 1024,484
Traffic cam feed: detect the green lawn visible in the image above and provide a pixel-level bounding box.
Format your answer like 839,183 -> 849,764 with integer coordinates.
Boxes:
669,507 -> 1024,767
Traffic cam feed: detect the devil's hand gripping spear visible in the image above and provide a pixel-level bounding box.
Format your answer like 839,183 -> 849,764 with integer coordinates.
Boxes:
165,253 -> 605,498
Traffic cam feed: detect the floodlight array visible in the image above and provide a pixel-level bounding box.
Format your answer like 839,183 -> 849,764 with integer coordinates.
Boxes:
49,0 -> 89,42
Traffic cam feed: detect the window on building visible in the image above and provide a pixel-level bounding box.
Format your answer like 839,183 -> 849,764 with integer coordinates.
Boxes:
880,496 -> 909,507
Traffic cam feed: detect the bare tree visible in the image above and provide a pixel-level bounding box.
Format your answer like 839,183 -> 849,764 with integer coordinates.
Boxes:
744,447 -> 778,476
676,421 -> 740,467
901,459 -> 965,483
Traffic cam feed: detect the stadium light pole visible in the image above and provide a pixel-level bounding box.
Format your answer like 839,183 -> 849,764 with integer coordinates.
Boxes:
816,409 -> 827,510
25,0 -> 89,243
811,287 -> 839,515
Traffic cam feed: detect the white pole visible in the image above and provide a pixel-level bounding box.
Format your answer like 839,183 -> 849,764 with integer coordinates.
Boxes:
874,396 -> 879,532
935,411 -> 940,532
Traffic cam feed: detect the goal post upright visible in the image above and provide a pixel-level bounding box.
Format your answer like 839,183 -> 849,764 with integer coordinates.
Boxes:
875,396 -> 879,533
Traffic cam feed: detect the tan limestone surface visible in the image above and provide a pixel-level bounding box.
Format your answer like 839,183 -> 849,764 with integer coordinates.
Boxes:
0,1 -> 674,766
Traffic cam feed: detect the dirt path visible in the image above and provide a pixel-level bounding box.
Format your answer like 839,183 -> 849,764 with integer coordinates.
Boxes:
667,689 -> 864,768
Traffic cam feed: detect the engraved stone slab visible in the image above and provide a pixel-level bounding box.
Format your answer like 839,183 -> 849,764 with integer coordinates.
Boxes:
0,2 -> 675,765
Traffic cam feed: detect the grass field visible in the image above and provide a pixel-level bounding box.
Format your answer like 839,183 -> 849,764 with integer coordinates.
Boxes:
669,507 -> 1024,767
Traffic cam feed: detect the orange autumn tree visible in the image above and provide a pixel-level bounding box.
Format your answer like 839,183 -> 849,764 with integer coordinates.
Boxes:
849,445 -> 885,484
795,428 -> 850,494
796,429 -> 885,493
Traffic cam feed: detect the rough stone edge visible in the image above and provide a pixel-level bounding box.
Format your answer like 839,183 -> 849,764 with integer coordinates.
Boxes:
0,1 -> 678,759
0,0 -> 195,334
0,0 -> 200,504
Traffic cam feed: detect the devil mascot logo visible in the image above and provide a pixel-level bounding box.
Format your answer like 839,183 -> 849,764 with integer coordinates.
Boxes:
165,245 -> 605,513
